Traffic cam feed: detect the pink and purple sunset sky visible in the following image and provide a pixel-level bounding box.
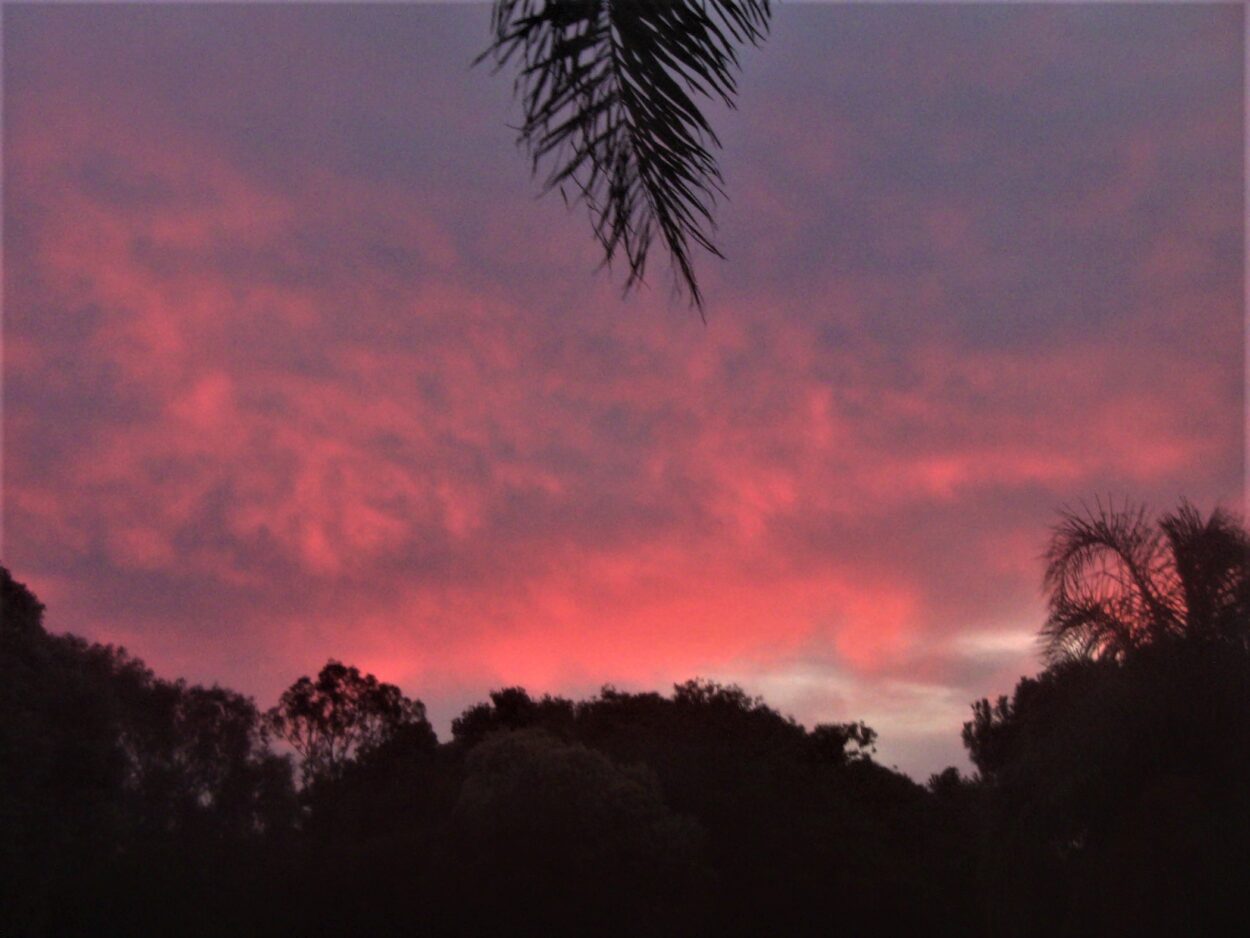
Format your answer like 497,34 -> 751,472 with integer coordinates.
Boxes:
2,2 -> 1244,776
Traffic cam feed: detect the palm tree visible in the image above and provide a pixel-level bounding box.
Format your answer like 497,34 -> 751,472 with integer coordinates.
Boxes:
479,0 -> 772,313
1040,498 -> 1250,663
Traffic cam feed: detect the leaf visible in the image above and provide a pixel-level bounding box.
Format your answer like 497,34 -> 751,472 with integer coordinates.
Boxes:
479,0 -> 772,314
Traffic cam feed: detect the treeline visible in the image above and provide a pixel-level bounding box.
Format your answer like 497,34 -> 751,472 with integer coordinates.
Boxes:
2,501 -> 1248,936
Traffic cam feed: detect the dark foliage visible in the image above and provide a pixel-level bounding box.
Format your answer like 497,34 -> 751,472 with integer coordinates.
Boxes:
965,499 -> 1250,936
963,646 -> 1250,936
442,729 -> 709,935
479,0 -> 771,311
265,659 -> 435,788
0,568 -> 298,937
451,685 -> 577,747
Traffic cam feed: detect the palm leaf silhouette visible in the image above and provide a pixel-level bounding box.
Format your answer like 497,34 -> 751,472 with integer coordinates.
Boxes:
1040,498 -> 1250,663
479,0 -> 771,313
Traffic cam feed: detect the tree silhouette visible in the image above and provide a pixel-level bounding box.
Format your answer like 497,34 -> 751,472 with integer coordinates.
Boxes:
442,728 -> 709,935
480,0 -> 772,311
963,500 -> 1250,937
451,686 -> 577,748
1041,498 -> 1249,662
265,660 -> 434,787
1,566 -> 298,936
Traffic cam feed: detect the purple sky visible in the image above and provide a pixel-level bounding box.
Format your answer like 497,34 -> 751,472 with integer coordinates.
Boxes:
3,2 -> 1244,777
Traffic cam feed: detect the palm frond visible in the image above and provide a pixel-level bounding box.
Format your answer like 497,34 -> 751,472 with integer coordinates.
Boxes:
1040,498 -> 1250,663
1041,499 -> 1179,663
1159,500 -> 1250,648
479,0 -> 771,313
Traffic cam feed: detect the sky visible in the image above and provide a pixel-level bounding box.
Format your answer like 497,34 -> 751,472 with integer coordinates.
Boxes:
2,2 -> 1244,778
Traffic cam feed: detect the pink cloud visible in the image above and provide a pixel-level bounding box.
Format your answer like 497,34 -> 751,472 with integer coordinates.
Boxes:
4,3 -> 1241,776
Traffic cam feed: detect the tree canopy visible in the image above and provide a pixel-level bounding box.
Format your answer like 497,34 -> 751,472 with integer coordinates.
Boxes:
265,660 -> 435,788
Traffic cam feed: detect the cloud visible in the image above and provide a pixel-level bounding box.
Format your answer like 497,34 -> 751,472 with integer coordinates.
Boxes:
4,3 -> 1242,776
